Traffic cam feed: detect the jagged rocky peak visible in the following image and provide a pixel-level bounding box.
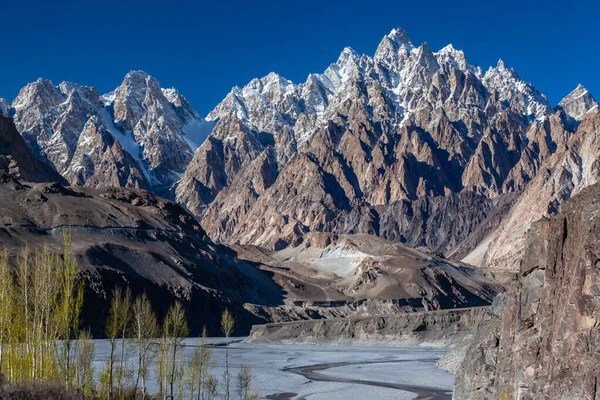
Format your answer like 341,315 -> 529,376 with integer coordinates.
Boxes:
7,70 -> 210,193
483,59 -> 552,119
58,80 -> 100,100
435,44 -> 473,73
243,72 -> 299,117
175,26 -> 585,252
337,46 -> 361,63
11,78 -> 103,173
162,87 -> 200,121
11,78 -> 99,128
388,27 -> 413,46
374,27 -> 414,62
102,70 -> 209,189
322,46 -> 370,92
299,74 -> 333,114
557,83 -> 598,120
111,69 -> 204,127
206,86 -> 248,121
208,72 -> 296,121
206,72 -> 303,143
413,41 -> 439,70
64,115 -> 150,189
12,78 -> 63,122
57,81 -> 103,118
111,70 -> 172,131
247,72 -> 296,95
107,70 -> 205,131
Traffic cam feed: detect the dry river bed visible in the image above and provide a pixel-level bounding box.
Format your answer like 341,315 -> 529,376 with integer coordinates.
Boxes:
91,338 -> 454,400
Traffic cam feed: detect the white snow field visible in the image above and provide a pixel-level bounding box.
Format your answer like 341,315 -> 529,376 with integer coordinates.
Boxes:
91,338 -> 454,399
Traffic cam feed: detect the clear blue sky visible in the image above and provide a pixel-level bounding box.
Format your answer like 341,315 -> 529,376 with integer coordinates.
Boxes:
1,0 -> 598,115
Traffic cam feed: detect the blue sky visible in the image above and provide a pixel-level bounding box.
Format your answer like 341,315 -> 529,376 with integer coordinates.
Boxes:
1,0 -> 598,115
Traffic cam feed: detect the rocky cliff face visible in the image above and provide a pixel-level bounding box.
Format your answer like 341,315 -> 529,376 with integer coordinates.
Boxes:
247,307 -> 489,345
482,110 -> 600,270
454,183 -> 600,400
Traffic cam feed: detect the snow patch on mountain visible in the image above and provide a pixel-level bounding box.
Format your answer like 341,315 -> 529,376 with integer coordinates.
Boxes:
101,91 -> 115,107
557,84 -> 599,120
100,107 -> 156,184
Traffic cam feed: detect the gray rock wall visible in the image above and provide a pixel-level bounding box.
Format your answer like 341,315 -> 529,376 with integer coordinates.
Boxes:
454,183 -> 600,399
247,307 -> 488,346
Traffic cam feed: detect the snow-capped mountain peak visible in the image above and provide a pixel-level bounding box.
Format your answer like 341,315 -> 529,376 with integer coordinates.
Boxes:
244,72 -> 297,104
483,59 -> 551,119
557,83 -> 598,120
435,44 -> 478,76
176,26 -> 579,228
8,70 -> 210,194
336,46 -> 361,65
414,42 -> 439,69
324,47 -> 363,88
375,28 -> 413,63
496,58 -> 507,70
387,27 -> 413,47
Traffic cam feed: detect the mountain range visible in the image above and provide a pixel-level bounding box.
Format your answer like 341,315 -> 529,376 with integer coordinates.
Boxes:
1,25 -> 598,399
1,27 -> 599,274
0,117 -> 499,334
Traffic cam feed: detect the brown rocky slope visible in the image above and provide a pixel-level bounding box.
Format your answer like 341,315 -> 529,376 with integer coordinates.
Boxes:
481,110 -> 600,270
235,232 -> 502,322
0,173 -> 284,335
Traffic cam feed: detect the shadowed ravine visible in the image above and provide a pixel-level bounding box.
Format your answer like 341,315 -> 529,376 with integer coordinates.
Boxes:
282,358 -> 452,400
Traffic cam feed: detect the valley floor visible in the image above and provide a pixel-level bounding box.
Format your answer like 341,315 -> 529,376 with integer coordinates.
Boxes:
92,339 -> 454,399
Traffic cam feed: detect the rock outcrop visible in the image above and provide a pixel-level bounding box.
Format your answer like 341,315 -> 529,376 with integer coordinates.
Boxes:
247,307 -> 489,345
454,182 -> 600,399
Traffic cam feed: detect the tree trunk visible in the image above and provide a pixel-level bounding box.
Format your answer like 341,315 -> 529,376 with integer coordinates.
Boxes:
224,338 -> 229,400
